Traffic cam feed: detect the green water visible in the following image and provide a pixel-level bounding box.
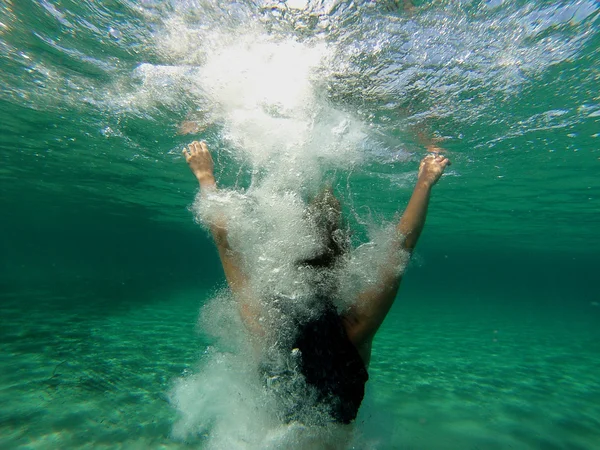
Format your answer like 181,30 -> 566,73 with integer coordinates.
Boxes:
1,0 -> 599,449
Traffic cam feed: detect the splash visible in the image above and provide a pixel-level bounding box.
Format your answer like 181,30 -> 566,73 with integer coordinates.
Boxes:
161,13 -> 386,449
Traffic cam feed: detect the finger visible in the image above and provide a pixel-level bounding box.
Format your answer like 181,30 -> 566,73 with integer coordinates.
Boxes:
182,148 -> 190,161
192,141 -> 201,154
201,141 -> 214,162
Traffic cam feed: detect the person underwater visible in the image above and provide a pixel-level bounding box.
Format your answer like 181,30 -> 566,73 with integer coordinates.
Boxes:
183,140 -> 450,425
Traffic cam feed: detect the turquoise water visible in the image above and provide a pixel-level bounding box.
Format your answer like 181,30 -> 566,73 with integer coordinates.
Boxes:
1,0 -> 599,448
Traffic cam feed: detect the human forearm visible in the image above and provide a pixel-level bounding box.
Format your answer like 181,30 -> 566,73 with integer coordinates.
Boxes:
396,153 -> 450,252
397,179 -> 432,252
184,141 -> 249,294
184,141 -> 229,247
197,173 -> 216,191
198,178 -> 230,250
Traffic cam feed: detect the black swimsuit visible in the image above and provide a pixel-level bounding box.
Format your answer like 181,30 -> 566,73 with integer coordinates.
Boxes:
260,298 -> 368,425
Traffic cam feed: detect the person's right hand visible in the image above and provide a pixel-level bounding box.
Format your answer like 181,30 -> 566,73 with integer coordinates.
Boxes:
417,151 -> 451,188
183,141 -> 215,187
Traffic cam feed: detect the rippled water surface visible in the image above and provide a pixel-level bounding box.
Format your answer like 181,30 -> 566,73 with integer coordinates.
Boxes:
2,0 -> 598,248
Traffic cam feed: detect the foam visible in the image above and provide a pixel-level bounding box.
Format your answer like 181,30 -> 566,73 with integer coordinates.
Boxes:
166,20 -> 378,446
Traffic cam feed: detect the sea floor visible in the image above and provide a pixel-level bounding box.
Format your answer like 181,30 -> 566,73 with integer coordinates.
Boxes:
1,288 -> 599,449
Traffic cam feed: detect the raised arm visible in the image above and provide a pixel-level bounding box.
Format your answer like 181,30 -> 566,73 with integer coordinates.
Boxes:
397,152 -> 450,252
342,152 -> 450,365
183,141 -> 265,335
183,141 -> 248,293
